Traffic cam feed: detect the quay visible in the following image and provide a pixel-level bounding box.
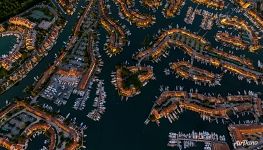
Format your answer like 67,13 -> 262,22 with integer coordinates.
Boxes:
163,0 -> 185,18
146,90 -> 262,124
113,0 -> 156,28
112,65 -> 154,98
135,27 -> 263,84
99,0 -> 127,55
170,60 -> 222,86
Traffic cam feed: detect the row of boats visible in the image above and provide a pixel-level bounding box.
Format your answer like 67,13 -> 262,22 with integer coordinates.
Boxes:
168,131 -> 226,149
184,6 -> 218,30
87,79 -> 107,121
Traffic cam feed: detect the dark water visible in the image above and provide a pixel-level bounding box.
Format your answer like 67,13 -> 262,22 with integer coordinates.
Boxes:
0,35 -> 17,56
0,0 -> 262,150
85,1 -> 263,150
26,134 -> 49,150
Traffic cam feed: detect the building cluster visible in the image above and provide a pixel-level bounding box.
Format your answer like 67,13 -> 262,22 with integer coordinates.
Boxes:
1,51 -> 22,71
0,22 -> 36,71
0,3 -> 63,96
40,36 -> 91,105
0,138 -> 24,150
133,0 -> 186,18
170,61 -> 222,86
215,32 -> 247,49
163,0 -> 185,18
0,101 -> 81,150
140,0 -> 162,10
58,0 -> 78,15
73,0 -> 94,36
9,17 -> 36,29
112,65 -> 154,98
135,28 -> 207,61
1,24 -> 62,93
39,29 -> 101,108
234,0 -> 263,29
77,34 -> 98,91
33,52 -> 67,93
39,26 -> 62,53
25,30 -> 37,51
229,124 -> 263,149
99,0 -> 128,56
113,0 -> 156,28
192,0 -> 224,10
25,123 -> 56,150
136,27 -> 263,84
218,16 -> 261,52
34,1 -> 107,124
146,90 -> 262,125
